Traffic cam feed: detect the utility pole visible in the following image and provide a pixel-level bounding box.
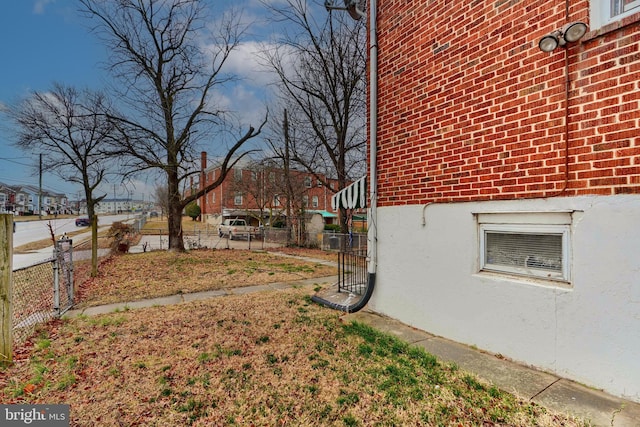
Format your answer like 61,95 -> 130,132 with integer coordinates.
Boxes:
38,153 -> 42,220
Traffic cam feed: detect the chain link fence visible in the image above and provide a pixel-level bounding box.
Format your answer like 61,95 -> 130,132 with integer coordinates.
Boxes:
320,232 -> 367,252
11,238 -> 74,345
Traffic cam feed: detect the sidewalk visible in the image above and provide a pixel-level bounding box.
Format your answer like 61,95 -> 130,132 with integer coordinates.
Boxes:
343,310 -> 640,427
65,249 -> 640,427
65,275 -> 339,317
128,233 -> 284,253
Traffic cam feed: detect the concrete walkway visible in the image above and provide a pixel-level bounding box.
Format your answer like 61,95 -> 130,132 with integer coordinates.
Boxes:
65,275 -> 338,317
344,310 -> 640,427
64,248 -> 640,427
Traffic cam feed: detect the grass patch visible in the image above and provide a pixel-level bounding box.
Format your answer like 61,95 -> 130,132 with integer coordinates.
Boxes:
74,250 -> 337,308
0,258 -> 589,426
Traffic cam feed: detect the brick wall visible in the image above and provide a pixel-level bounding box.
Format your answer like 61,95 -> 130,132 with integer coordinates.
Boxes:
202,166 -> 340,215
375,0 -> 640,206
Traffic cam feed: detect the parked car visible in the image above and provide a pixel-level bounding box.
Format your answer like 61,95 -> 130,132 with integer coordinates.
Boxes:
149,211 -> 159,218
218,219 -> 262,240
75,217 -> 91,226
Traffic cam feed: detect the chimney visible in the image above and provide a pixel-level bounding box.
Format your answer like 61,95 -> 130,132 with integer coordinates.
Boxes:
200,151 -> 207,218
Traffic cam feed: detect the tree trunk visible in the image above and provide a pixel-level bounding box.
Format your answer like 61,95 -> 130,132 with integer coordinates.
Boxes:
167,168 -> 185,252
91,215 -> 98,277
86,199 -> 98,277
283,109 -> 294,246
338,150 -> 349,234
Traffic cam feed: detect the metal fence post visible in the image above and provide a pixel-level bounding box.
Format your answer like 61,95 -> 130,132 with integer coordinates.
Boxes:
68,253 -> 74,307
54,236 -> 74,314
53,246 -> 60,314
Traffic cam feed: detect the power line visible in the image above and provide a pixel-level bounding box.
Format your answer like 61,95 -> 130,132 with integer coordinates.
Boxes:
0,157 -> 33,167
0,174 -> 77,195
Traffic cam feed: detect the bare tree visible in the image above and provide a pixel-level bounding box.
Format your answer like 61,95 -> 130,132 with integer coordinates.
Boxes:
276,109 -> 310,245
227,152 -> 313,244
8,83 -> 115,276
154,184 -> 169,218
227,158 -> 283,226
261,0 -> 367,232
80,0 -> 266,251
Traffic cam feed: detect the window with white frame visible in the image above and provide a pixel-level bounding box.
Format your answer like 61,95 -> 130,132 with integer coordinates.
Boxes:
304,176 -> 312,188
477,212 -> 572,282
303,195 -> 309,207
312,195 -> 319,208
273,195 -> 280,207
234,168 -> 243,180
234,192 -> 243,205
591,0 -> 640,29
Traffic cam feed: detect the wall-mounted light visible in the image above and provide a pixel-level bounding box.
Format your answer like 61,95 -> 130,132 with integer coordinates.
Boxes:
538,21 -> 588,52
324,0 -> 366,20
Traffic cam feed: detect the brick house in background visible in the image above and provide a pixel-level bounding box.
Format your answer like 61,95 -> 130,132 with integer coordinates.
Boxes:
195,154 -> 343,227
0,183 -> 16,213
353,1 -> 639,402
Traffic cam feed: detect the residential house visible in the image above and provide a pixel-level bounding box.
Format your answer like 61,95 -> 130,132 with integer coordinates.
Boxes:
42,191 -> 69,214
195,153 -> 344,227
89,198 -> 154,215
12,185 -> 38,214
345,1 -> 639,402
0,183 -> 16,213
12,185 -> 71,215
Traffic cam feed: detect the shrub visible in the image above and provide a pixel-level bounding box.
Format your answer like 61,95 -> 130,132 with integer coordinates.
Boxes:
324,224 -> 341,232
107,221 -> 136,254
185,201 -> 201,221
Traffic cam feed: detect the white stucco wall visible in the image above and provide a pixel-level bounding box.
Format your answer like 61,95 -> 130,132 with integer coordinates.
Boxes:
368,195 -> 640,402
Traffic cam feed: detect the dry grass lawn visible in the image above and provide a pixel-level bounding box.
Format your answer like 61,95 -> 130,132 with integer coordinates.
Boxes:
75,249 -> 337,308
1,289 -> 588,427
0,249 -> 589,426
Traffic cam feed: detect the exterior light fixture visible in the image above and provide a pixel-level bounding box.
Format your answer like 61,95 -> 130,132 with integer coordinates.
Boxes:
538,21 -> 588,52
324,0 -> 366,20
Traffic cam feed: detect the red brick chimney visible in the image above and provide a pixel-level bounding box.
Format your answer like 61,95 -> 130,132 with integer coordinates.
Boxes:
200,151 -> 207,217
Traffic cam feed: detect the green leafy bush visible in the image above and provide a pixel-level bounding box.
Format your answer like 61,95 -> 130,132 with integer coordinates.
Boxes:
324,224 -> 341,232
185,201 -> 201,220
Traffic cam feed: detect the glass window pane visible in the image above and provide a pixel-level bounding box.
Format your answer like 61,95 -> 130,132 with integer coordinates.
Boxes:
485,232 -> 563,272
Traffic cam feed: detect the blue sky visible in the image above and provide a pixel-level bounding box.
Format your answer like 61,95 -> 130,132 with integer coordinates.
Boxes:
0,1 -> 111,197
0,0 -> 288,201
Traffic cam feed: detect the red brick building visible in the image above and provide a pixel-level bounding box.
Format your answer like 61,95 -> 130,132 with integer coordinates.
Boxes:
196,156 -> 342,226
358,0 -> 640,402
375,2 -> 639,204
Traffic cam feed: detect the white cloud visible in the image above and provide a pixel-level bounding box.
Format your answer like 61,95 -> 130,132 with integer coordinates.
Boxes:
224,41 -> 277,87
33,0 -> 55,15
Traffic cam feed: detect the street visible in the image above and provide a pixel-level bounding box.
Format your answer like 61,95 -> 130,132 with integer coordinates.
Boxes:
12,214 -> 129,248
11,214 -> 129,270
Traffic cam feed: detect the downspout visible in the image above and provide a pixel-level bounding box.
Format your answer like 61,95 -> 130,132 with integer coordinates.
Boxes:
314,0 -> 378,312
349,0 -> 378,312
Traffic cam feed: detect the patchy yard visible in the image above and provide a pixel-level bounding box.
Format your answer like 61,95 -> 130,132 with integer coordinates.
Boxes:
1,288 -> 587,427
0,249 -> 588,426
74,249 -> 337,308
